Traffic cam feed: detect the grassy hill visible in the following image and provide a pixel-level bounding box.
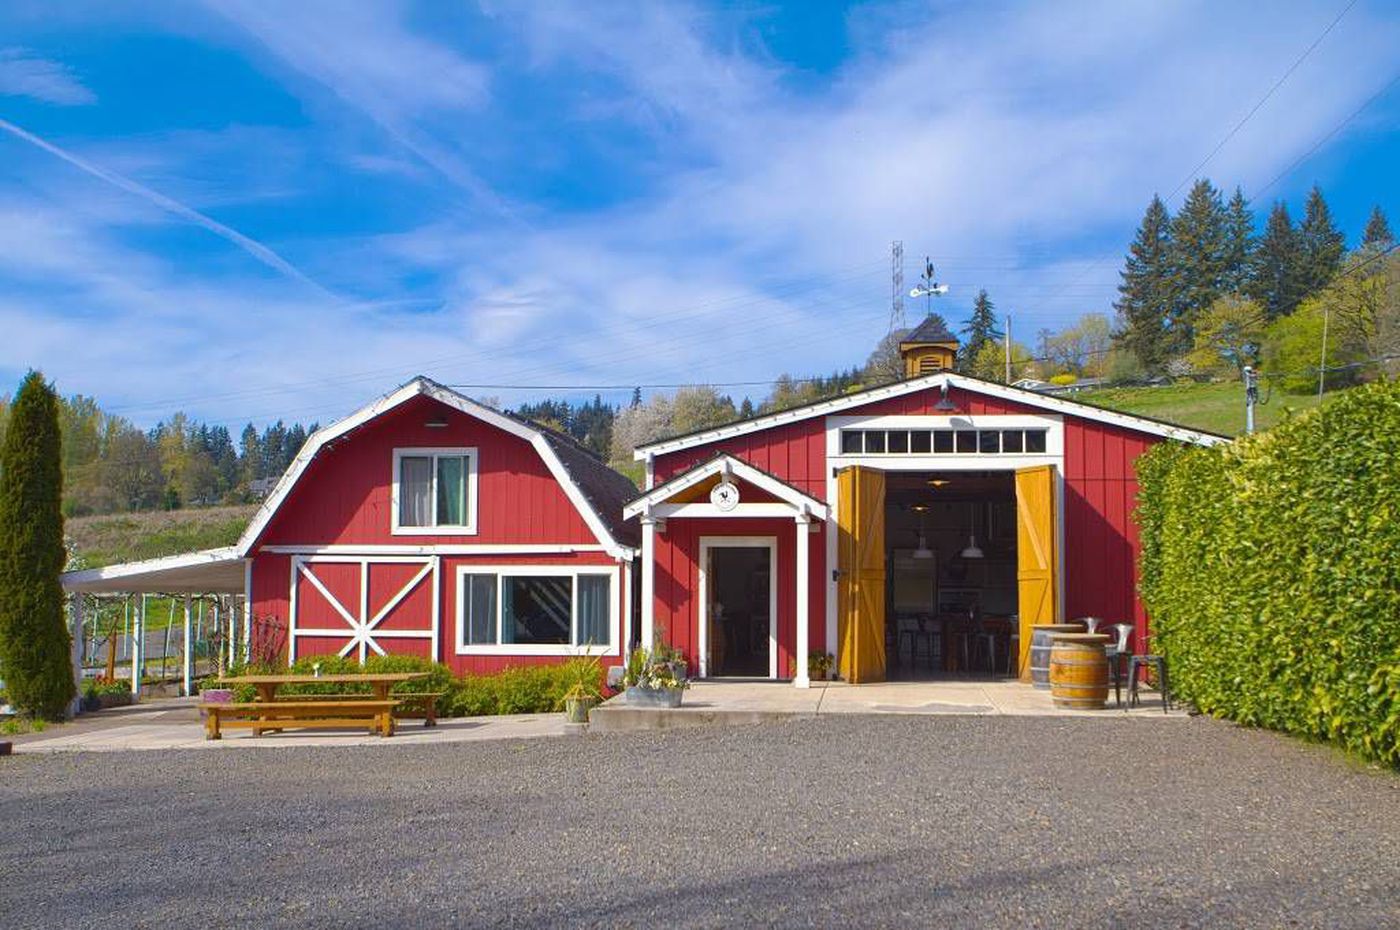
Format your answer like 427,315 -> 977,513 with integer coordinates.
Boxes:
66,504 -> 257,569
1076,380 -> 1339,436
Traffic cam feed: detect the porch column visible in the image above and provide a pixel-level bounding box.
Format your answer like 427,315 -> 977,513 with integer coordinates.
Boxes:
130,594 -> 144,698
640,512 -> 658,651
794,508 -> 812,688
182,594 -> 193,697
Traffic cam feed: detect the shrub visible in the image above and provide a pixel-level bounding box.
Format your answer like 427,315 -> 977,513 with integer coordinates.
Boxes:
442,665 -> 580,717
1136,379 -> 1400,766
0,372 -> 75,720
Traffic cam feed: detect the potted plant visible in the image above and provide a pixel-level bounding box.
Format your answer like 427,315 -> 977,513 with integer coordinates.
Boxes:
622,646 -> 689,708
561,653 -> 603,724
807,651 -> 835,682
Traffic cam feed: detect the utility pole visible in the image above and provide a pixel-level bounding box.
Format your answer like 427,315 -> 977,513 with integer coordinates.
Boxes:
1004,314 -> 1013,384
1317,304 -> 1330,400
1243,365 -> 1258,434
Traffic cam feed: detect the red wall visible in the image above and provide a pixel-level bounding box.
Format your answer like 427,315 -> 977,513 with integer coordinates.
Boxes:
651,384 -> 1162,672
246,393 -> 627,676
253,394 -> 596,548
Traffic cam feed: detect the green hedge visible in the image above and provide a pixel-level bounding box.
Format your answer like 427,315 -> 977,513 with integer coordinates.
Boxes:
204,655 -> 597,717
1136,379 -> 1400,766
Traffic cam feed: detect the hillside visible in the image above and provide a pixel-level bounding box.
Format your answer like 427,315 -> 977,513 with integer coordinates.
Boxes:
66,504 -> 257,569
1077,380 -> 1340,436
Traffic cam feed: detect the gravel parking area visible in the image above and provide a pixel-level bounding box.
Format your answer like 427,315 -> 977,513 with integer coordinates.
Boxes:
1,715 -> 1396,929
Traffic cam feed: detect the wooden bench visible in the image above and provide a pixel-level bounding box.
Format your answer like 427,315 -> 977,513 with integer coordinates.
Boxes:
201,700 -> 399,740
277,692 -> 445,727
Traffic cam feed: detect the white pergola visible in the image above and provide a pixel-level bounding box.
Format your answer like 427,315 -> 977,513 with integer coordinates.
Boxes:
60,547 -> 250,706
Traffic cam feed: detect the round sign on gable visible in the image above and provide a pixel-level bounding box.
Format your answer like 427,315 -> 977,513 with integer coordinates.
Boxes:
710,480 -> 740,512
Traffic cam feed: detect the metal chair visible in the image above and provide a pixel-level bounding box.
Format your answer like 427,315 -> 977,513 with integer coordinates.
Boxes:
1127,654 -> 1170,713
1006,614 -> 1020,677
1077,616 -> 1105,635
1105,623 -> 1133,706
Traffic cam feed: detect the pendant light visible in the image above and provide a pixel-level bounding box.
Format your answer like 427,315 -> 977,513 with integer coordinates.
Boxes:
911,505 -> 934,559
960,501 -> 984,559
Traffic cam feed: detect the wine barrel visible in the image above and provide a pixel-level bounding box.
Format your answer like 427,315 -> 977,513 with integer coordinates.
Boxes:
1029,623 -> 1085,688
1049,633 -> 1111,709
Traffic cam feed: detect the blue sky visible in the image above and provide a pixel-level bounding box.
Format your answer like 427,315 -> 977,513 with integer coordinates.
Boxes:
1,1 -> 1397,427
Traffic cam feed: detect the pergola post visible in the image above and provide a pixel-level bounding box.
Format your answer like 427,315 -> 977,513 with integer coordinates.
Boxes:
130,594 -> 145,698
68,594 -> 85,718
794,509 -> 812,689
182,594 -> 193,697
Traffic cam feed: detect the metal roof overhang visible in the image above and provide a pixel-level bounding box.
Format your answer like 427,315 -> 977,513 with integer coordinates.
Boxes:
61,547 -> 247,595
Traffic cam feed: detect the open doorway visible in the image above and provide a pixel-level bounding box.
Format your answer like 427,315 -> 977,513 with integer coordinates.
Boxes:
702,540 -> 775,678
883,471 -> 1018,678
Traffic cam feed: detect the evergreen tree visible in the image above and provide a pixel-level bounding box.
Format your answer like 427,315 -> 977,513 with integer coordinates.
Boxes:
0,372 -> 75,719
1362,205 -> 1393,250
1247,201 -> 1305,319
739,397 -> 755,418
239,423 -> 262,482
1297,185 -> 1345,296
959,290 -> 1002,368
1166,179 -> 1228,353
1221,186 -> 1256,294
1114,195 -> 1174,370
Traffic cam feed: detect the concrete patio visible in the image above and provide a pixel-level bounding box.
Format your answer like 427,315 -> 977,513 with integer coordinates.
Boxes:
588,676 -> 1181,731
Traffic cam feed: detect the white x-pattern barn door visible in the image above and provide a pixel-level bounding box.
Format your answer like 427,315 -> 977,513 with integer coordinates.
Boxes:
288,555 -> 440,663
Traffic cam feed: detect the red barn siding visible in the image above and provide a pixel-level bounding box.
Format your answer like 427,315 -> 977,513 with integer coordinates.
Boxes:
255,394 -> 597,548
651,382 -> 1168,670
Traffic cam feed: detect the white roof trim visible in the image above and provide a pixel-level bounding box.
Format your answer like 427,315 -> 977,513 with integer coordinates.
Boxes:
634,372 -> 1228,458
61,547 -> 245,593
624,455 -> 829,521
237,378 -> 635,560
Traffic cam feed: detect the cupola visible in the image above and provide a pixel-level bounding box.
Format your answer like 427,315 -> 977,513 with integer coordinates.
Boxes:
898,315 -> 959,378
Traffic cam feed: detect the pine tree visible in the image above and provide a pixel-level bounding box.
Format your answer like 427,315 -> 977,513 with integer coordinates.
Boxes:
1166,179 -> 1228,354
1247,201 -> 1305,319
959,290 -> 1002,367
1221,186 -> 1255,294
0,372 -> 75,719
1114,195 -> 1174,370
1362,205 -> 1393,250
1297,185 -> 1345,296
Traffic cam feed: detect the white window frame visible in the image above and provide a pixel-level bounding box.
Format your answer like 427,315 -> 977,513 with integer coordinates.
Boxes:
454,564 -> 619,657
391,447 -> 479,536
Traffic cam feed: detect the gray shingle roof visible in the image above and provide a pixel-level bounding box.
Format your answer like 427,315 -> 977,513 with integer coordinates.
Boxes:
902,314 -> 958,344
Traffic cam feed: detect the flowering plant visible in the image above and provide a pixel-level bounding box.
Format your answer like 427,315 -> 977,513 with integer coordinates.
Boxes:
622,646 -> 689,691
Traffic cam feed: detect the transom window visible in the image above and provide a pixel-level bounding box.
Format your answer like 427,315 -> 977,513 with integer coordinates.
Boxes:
458,569 -> 613,653
393,448 -> 478,534
839,428 -> 1048,456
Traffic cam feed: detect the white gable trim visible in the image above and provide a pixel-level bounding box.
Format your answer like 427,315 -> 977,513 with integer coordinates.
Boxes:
633,372 -> 1228,459
623,455 -> 829,521
237,378 -> 635,561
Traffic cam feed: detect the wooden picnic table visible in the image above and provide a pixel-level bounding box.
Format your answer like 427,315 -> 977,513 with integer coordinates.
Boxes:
218,672 -> 430,704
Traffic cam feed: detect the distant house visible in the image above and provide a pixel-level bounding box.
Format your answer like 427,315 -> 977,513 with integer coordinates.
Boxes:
1012,377 -> 1111,395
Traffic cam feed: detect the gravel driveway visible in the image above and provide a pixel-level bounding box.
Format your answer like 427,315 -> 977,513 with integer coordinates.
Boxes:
1,716 -> 1396,929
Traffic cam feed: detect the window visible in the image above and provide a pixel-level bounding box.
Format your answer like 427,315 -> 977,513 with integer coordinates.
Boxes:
864,430 -> 887,454
909,430 -> 932,454
841,430 -> 863,454
1002,429 -> 1024,453
835,424 -> 1055,457
887,430 -> 909,453
978,430 -> 1001,454
393,448 -> 477,534
955,430 -> 977,453
933,430 -> 954,453
457,569 -> 614,653
1025,429 -> 1047,453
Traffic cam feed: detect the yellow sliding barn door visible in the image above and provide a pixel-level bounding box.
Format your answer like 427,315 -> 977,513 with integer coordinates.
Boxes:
837,466 -> 887,684
1015,464 -> 1060,680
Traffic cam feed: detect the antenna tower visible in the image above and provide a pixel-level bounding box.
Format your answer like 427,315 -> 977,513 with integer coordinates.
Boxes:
889,240 -> 905,334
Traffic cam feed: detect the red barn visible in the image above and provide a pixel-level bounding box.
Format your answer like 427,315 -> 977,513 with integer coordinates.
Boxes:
236,377 -> 639,675
625,337 -> 1225,687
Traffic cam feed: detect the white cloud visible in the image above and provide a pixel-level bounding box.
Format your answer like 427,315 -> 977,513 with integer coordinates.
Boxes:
0,48 -> 95,105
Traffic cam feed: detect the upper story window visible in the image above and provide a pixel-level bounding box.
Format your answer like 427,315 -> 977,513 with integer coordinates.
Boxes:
392,448 -> 478,535
839,428 -> 1048,456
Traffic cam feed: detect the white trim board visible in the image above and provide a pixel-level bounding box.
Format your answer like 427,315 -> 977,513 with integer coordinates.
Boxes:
453,564 -> 621,657
237,377 -> 636,560
624,454 -> 828,521
635,372 -> 1228,459
261,543 -> 612,556
698,536 -> 779,681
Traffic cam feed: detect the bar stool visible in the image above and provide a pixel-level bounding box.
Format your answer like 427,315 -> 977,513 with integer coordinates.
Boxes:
1127,654 -> 1170,712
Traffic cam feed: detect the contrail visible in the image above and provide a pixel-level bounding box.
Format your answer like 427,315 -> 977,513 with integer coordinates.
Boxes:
0,116 -> 329,294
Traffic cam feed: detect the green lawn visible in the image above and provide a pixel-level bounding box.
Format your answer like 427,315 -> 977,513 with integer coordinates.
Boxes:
1075,380 -> 1342,437
66,504 -> 257,570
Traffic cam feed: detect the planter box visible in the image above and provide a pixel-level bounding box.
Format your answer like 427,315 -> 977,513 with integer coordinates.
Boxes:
625,686 -> 684,708
198,689 -> 234,719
